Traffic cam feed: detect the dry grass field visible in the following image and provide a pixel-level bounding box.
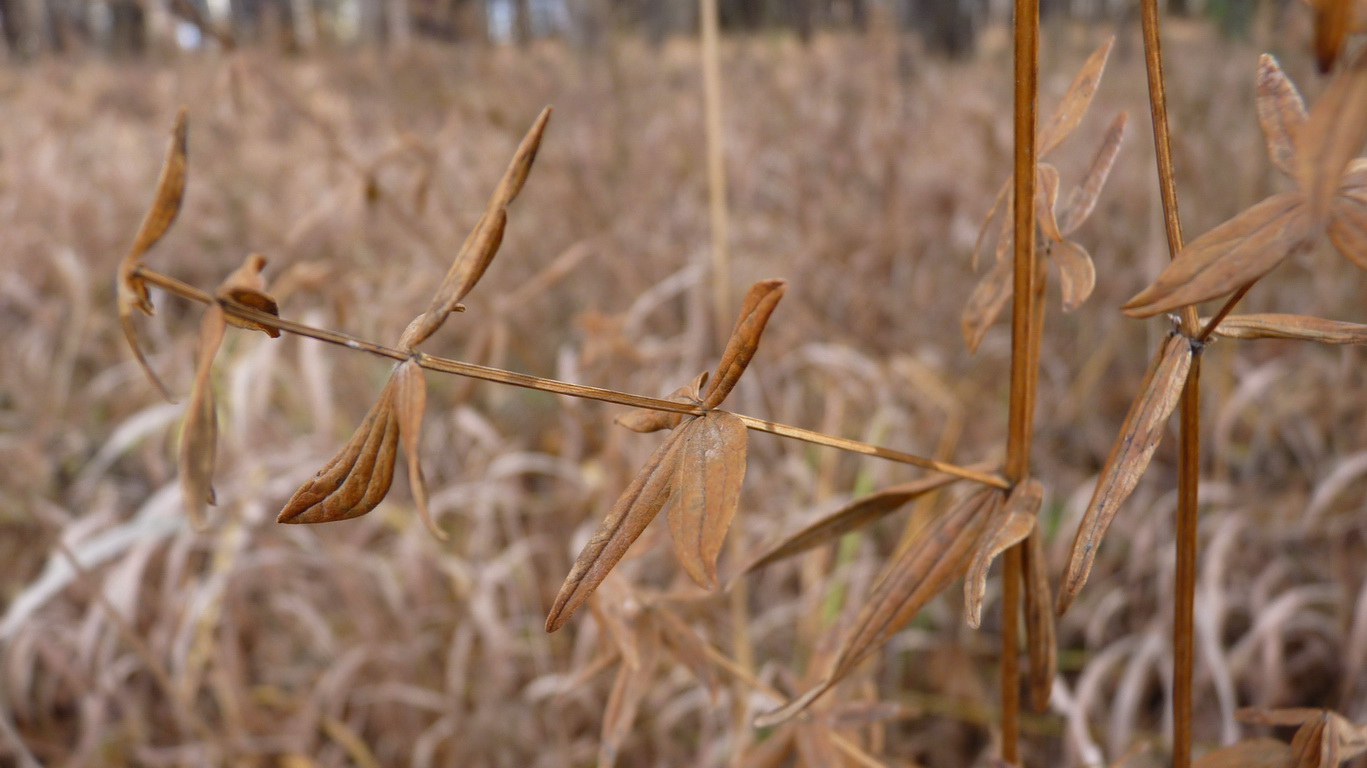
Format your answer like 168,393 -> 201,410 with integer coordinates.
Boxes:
1,20 -> 1366,767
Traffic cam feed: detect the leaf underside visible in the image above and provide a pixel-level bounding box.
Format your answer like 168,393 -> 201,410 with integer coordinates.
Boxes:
668,411 -> 748,589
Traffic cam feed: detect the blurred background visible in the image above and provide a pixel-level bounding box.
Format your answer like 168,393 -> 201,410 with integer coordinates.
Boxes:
1,1 -> 1365,767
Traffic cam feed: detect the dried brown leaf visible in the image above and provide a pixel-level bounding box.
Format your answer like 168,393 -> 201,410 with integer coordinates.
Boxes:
1239,708 -> 1335,728
178,304 -> 225,527
1256,55 -> 1307,177
1208,313 -> 1367,344
1315,0 -> 1355,73
216,253 -> 280,338
1193,739 -> 1294,768
962,257 -> 1013,354
756,488 -> 998,727
1038,36 -> 1115,157
1296,47 -> 1367,218
966,479 -> 1042,628
1059,110 -> 1128,235
1036,163 -> 1063,242
1329,160 -> 1367,269
546,427 -> 688,632
701,279 -> 787,409
117,109 -> 189,401
1058,335 -> 1193,614
615,373 -> 707,433
973,180 -> 1011,271
1022,530 -> 1056,712
1053,239 -> 1096,313
598,627 -> 659,768
743,473 -> 963,573
278,379 -> 400,524
668,411 -> 748,589
394,359 -> 445,540
1123,192 -> 1314,318
652,606 -> 720,701
1292,713 -> 1336,768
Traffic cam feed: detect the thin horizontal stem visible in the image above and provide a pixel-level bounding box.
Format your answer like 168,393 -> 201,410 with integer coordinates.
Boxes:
135,266 -> 1008,490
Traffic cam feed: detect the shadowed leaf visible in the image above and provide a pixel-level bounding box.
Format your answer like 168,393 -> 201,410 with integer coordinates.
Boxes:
178,304 -> 225,527
966,479 -> 1042,628
1053,240 -> 1096,313
756,488 -> 998,727
1022,530 -> 1056,712
962,257 -> 1013,353
1329,160 -> 1367,270
743,473 -> 963,573
394,359 -> 445,540
1296,48 -> 1367,218
1208,313 -> 1367,344
1256,55 -> 1307,177
278,378 -> 400,524
1123,192 -> 1314,317
117,109 -> 189,401
1059,111 -> 1128,235
701,280 -> 787,409
1038,36 -> 1115,156
546,427 -> 688,632
616,373 -> 706,433
1314,0 -> 1355,73
1059,335 -> 1193,614
668,411 -> 747,589
598,627 -> 659,768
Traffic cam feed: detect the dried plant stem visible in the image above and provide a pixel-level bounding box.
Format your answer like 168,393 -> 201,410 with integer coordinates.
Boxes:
1197,283 -> 1253,341
1139,3 -> 1198,767
134,266 -> 1008,490
699,0 -> 731,343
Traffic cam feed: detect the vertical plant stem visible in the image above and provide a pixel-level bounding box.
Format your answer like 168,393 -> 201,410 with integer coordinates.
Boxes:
1004,0 -> 1040,761
1139,3 -> 1198,766
700,0 -> 731,343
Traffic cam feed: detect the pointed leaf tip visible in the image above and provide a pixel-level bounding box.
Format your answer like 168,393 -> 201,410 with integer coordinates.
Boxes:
701,280 -> 786,409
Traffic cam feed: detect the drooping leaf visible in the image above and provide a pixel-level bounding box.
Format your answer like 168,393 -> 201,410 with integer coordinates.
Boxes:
755,488 -> 998,727
1038,36 -> 1115,157
1123,192 -> 1314,317
597,626 -> 659,768
546,427 -> 689,632
1208,313 -> 1367,344
178,304 -> 225,527
1021,530 -> 1056,712
1059,111 -> 1128,235
667,411 -> 748,589
278,378 -> 400,524
743,473 -> 963,573
962,257 -> 1013,354
1053,239 -> 1096,313
117,109 -> 189,401
1329,160 -> 1367,270
700,280 -> 787,409
1035,163 -> 1064,243
216,253 -> 280,338
616,373 -> 707,433
1256,55 -> 1307,177
1058,335 -> 1193,614
965,479 -> 1042,628
394,358 -> 445,540
1296,47 -> 1367,219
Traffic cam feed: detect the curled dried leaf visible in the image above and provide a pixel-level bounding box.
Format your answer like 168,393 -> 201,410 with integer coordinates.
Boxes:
1058,335 -> 1193,614
1022,530 -> 1056,712
962,257 -> 1013,354
965,479 -> 1042,628
1296,47 -> 1367,219
667,411 -> 748,589
1038,36 -> 1115,157
394,359 -> 445,540
1123,192 -> 1314,318
217,253 -> 280,338
179,304 -> 226,527
278,379 -> 400,524
1058,110 -> 1128,235
1256,55 -> 1307,177
701,280 -> 787,410
1207,313 -> 1367,344
615,373 -> 706,433
1035,163 -> 1064,243
1052,239 -> 1096,313
546,427 -> 688,632
743,473 -> 963,573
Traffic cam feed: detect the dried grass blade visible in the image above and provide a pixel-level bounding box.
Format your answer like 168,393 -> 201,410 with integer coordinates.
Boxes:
1038,36 -> 1115,156
546,427 -> 689,632
179,304 -> 225,527
1122,192 -> 1312,317
1192,739 -> 1294,768
1256,55 -> 1307,177
1059,111 -> 1128,235
1058,335 -> 1192,614
965,479 -> 1042,628
757,488 -> 998,727
1296,47 -> 1367,218
1208,313 -> 1367,344
1035,163 -> 1064,242
743,473 -> 962,573
1315,0 -> 1355,73
701,280 -> 787,409
598,629 -> 659,768
652,606 -> 721,700
1329,162 -> 1367,270
962,258 -> 1013,353
1022,530 -> 1056,712
278,379 -> 400,524
667,411 -> 747,589
1053,240 -> 1096,312
394,359 -> 445,540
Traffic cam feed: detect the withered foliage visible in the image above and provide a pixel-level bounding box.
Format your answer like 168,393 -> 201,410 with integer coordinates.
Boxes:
1195,709 -> 1367,768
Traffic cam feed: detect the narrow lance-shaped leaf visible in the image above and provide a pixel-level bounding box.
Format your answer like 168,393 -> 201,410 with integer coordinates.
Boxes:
1123,191 -> 1314,318
394,358 -> 445,540
179,304 -> 225,527
1256,55 -> 1307,178
701,279 -> 786,409
278,377 -> 400,524
1035,163 -> 1064,243
1053,239 -> 1096,313
972,180 -> 1011,271
1059,110 -> 1128,235
1022,530 -> 1056,712
1038,36 -> 1115,157
962,257 -> 1013,354
1058,335 -> 1193,614
1329,160 -> 1367,270
667,411 -> 748,589
546,426 -> 688,632
755,488 -> 999,727
1207,313 -> 1367,345
1314,0 -> 1356,73
615,372 -> 707,434
965,479 -> 1042,629
743,472 -> 964,573
117,109 -> 189,401
1296,47 -> 1367,219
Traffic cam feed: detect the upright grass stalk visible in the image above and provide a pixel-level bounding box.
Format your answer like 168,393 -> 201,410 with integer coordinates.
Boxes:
1004,0 -> 1042,760
1137,3 -> 1199,766
700,0 -> 731,340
